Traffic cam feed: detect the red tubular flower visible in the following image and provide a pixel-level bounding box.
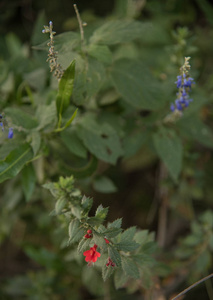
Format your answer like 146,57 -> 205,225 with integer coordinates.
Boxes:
84,229 -> 93,239
104,238 -> 109,244
83,244 -> 101,264
106,257 -> 115,267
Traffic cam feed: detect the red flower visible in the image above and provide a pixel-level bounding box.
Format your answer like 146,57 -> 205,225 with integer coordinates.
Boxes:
84,229 -> 93,239
83,244 -> 101,264
104,238 -> 109,244
106,257 -> 115,267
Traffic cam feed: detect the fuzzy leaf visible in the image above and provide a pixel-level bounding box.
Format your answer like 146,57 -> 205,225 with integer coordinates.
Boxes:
108,218 -> 122,229
90,20 -> 152,45
116,241 -> 140,252
77,238 -> 92,253
121,256 -> 140,279
95,205 -> 109,220
111,59 -> 166,110
102,264 -> 115,281
108,246 -> 121,267
68,219 -> 84,244
55,197 -> 67,214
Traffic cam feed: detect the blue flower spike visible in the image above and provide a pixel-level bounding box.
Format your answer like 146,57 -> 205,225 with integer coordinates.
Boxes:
171,57 -> 195,113
8,128 -> 14,139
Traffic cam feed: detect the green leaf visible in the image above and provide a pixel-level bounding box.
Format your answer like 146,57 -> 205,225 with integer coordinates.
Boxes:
56,60 -> 75,120
81,195 -> 93,217
61,128 -> 87,159
4,107 -> 38,129
77,115 -> 123,165
87,44 -> 112,64
177,116 -> 213,148
21,163 -> 36,202
121,227 -> 137,242
77,237 -> 92,253
90,20 -> 153,45
116,241 -> 140,252
93,176 -> 117,193
0,144 -> 33,183
102,263 -> 115,281
95,204 -> 109,220
111,59 -> 166,110
121,256 -> 140,279
153,129 -> 182,181
55,197 -> 66,214
62,108 -> 78,130
103,228 -> 122,238
108,245 -> 121,267
30,131 -> 41,155
93,232 -> 108,250
108,218 -> 122,229
68,219 -> 84,244
36,101 -> 57,130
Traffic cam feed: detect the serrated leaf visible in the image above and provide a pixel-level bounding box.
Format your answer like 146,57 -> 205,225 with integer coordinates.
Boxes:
108,218 -> 122,229
55,197 -> 66,214
93,232 -> 107,249
121,227 -> 136,242
95,204 -> 108,220
116,241 -> 140,252
153,129 -> 182,181
102,263 -> 115,281
108,246 -> 121,267
77,238 -> 92,253
103,228 -> 122,238
121,256 -> 140,279
68,219 -> 84,244
81,195 -> 93,217
0,144 -> 33,183
111,59 -> 166,110
21,163 -> 36,202
56,60 -> 75,118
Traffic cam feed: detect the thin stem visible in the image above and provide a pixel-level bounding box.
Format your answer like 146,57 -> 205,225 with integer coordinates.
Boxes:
73,4 -> 85,48
171,273 -> 213,300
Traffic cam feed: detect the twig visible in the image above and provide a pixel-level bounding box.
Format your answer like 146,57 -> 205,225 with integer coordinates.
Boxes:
73,4 -> 86,48
156,163 -> 169,248
171,273 -> 213,300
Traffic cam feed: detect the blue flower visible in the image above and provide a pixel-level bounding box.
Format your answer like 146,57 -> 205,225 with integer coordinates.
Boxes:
170,58 -> 195,113
8,128 -> 13,139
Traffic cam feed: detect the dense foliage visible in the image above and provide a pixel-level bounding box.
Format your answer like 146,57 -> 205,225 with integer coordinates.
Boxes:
0,0 -> 213,299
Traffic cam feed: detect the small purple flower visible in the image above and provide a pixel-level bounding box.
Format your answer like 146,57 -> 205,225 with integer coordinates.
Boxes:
175,75 -> 182,88
8,128 -> 13,139
170,58 -> 195,113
